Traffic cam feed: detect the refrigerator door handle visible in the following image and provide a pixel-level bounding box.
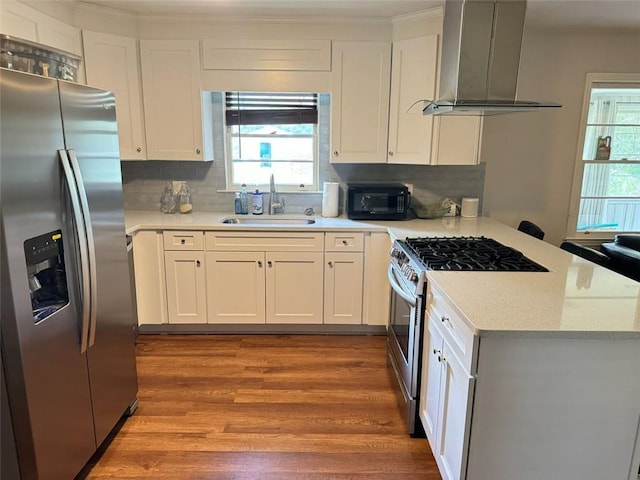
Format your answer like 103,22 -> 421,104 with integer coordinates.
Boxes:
59,149 -> 91,354
67,149 -> 98,349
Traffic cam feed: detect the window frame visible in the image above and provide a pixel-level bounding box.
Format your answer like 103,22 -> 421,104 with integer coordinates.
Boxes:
566,73 -> 640,240
223,91 -> 321,193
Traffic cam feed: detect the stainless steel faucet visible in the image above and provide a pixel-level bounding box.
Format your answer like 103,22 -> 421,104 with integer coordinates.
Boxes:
269,173 -> 285,214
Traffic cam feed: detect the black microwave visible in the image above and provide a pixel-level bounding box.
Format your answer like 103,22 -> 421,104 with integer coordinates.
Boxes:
347,183 -> 410,220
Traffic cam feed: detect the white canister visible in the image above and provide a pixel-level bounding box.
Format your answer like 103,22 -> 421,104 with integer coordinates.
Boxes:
322,182 -> 340,218
461,197 -> 479,218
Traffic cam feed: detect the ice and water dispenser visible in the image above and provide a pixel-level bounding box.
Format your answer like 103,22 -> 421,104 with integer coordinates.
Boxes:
23,230 -> 69,323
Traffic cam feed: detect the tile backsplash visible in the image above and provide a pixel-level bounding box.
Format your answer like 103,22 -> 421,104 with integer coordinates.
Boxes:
121,160 -> 485,215
122,91 -> 485,215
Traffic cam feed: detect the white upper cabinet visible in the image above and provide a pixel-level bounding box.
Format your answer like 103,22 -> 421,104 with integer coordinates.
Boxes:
140,40 -> 213,161
0,1 -> 81,55
1,1 -> 40,43
387,35 -> 438,165
83,31 -> 147,160
330,41 -> 392,164
431,116 -> 482,166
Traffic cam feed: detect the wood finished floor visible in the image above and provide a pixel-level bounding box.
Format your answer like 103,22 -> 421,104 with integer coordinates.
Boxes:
82,334 -> 441,480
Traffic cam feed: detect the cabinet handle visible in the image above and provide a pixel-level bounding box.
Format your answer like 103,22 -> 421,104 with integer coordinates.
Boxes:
196,148 -> 201,154
328,261 -> 333,268
342,240 -> 348,245
268,261 -> 272,268
433,348 -> 440,355
333,151 -> 339,156
180,239 -> 186,244
196,260 -> 201,267
388,151 -> 394,156
441,316 -> 452,328
136,147 -> 142,152
257,261 -> 262,268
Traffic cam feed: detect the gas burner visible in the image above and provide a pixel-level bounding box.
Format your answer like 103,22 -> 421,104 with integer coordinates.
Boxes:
402,236 -> 548,272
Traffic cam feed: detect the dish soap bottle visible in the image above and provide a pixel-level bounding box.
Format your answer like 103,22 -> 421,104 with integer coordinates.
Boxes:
177,182 -> 193,214
160,182 -> 176,213
234,192 -> 242,214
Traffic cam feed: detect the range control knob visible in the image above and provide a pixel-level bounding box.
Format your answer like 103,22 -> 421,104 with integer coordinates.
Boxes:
410,272 -> 419,282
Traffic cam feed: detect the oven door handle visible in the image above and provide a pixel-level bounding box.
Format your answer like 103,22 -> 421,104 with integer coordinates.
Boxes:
387,265 -> 417,307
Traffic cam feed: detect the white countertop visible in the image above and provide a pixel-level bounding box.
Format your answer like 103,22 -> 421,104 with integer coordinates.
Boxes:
126,210 -> 640,338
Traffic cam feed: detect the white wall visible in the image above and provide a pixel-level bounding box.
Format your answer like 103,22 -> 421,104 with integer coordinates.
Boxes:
482,28 -> 640,246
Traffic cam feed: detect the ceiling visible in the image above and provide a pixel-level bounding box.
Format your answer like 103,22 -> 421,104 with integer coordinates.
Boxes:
59,0 -> 640,30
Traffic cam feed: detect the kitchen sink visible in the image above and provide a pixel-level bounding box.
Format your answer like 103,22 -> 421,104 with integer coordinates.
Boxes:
220,216 -> 316,225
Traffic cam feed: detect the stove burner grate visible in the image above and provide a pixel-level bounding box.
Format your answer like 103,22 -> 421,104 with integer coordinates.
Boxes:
403,236 -> 548,272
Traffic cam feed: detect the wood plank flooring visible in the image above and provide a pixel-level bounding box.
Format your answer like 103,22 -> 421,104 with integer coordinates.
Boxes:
82,334 -> 441,479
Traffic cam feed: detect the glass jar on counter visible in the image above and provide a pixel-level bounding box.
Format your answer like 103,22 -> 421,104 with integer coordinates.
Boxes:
159,182 -> 176,213
177,182 -> 193,214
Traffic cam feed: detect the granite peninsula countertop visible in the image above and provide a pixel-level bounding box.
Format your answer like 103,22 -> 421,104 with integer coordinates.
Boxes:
125,210 -> 640,338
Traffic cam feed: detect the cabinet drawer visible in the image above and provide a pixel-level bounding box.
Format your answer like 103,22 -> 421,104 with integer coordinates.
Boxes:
206,231 -> 324,252
325,232 -> 364,252
428,288 -> 477,373
163,231 -> 204,250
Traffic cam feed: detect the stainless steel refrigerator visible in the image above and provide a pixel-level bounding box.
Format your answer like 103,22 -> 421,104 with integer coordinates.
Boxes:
0,68 -> 138,480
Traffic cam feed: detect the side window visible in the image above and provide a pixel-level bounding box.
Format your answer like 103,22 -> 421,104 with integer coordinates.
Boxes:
223,91 -> 322,192
568,74 -> 640,238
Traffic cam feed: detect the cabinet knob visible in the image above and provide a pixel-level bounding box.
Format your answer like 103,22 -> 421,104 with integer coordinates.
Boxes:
388,151 -> 394,156
136,147 -> 142,152
268,261 -> 272,267
196,260 -> 201,267
180,239 -> 186,244
196,148 -> 201,154
333,151 -> 339,156
342,240 -> 348,245
328,261 -> 333,268
257,261 -> 262,268
441,316 -> 451,327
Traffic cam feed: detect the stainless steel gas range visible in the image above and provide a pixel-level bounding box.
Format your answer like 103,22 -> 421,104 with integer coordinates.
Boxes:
386,236 -> 548,436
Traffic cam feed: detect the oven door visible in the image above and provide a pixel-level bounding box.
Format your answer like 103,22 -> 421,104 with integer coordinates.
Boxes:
386,265 -> 422,402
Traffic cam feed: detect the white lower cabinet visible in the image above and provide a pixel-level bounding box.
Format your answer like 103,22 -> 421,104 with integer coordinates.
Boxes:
265,252 -> 324,324
163,231 -> 207,324
420,288 -> 476,480
205,251 -> 266,324
205,232 -> 324,324
164,250 -> 207,324
324,252 -> 363,325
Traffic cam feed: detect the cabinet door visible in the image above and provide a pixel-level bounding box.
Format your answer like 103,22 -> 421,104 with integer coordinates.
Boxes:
265,252 -> 323,324
431,116 -> 482,165
164,250 -> 207,324
0,1 -> 42,43
83,31 -> 147,160
205,251 -> 266,324
140,40 -> 212,161
387,35 -> 438,165
436,342 -> 475,480
41,16 -> 82,56
421,318 -> 444,451
330,41 -> 391,164
324,252 -> 363,325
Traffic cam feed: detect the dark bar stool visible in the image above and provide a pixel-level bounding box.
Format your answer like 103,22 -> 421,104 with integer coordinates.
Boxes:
517,220 -> 545,240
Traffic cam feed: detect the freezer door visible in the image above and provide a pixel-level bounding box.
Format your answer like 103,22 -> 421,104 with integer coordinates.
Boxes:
58,80 -> 138,446
0,69 -> 97,480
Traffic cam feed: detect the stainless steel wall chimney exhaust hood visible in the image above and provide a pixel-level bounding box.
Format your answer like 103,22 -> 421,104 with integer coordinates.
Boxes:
423,0 -> 561,116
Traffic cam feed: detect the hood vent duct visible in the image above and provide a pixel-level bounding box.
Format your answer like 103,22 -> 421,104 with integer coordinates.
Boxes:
423,0 -> 561,116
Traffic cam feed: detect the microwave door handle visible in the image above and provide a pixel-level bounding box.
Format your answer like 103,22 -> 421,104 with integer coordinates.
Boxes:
67,149 -> 98,349
387,265 -> 416,307
59,149 -> 91,354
